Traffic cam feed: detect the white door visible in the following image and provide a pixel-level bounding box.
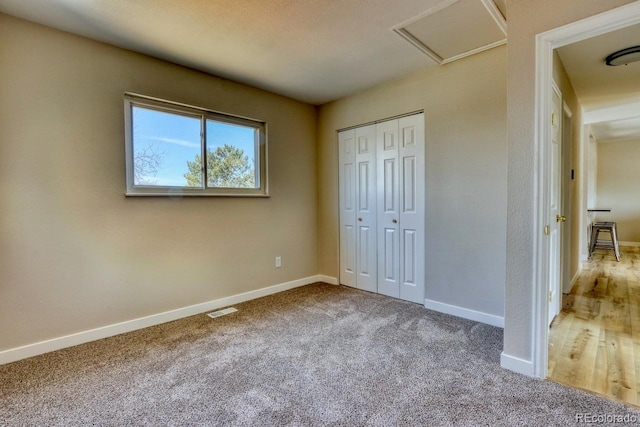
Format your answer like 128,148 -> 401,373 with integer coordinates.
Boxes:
376,114 -> 425,304
548,82 -> 563,325
339,126 -> 377,291
398,114 -> 425,304
377,119 -> 400,298
355,125 -> 377,292
338,129 -> 357,288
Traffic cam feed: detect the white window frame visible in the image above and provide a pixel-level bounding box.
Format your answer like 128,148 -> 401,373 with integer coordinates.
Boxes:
124,93 -> 268,197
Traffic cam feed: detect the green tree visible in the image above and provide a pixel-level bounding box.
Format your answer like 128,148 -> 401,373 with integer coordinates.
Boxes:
184,144 -> 255,188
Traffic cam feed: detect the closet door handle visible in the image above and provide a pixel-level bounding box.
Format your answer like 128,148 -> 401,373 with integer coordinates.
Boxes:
392,219 -> 398,224
358,217 -> 363,222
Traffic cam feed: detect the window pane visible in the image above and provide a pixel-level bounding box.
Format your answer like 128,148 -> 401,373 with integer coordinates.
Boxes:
205,120 -> 257,189
131,106 -> 202,187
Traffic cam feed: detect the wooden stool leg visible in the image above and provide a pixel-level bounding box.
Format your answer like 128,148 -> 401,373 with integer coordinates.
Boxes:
612,224 -> 621,262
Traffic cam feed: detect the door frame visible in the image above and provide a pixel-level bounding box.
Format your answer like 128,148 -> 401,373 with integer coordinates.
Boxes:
532,2 -> 640,379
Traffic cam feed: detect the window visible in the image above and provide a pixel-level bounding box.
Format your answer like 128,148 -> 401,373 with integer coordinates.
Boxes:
124,94 -> 267,196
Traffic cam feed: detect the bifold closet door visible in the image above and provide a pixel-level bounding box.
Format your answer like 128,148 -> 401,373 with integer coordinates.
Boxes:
397,114 -> 425,304
376,119 -> 400,298
376,114 -> 425,304
338,125 -> 377,292
339,114 -> 424,304
338,130 -> 356,287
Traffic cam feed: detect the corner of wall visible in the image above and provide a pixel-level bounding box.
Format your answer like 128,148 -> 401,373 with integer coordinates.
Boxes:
500,352 -> 534,377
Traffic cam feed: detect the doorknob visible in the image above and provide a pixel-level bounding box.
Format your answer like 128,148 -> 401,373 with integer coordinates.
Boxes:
556,215 -> 566,223
392,219 -> 398,224
358,218 -> 363,222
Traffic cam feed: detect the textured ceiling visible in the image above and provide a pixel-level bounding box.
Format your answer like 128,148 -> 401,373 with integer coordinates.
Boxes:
0,0 -> 505,105
5,0 -> 636,142
557,23 -> 640,143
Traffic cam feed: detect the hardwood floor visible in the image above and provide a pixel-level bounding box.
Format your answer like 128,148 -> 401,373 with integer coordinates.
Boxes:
548,246 -> 640,407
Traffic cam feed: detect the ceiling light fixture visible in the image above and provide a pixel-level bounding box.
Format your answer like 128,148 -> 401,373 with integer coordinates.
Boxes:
605,46 -> 640,66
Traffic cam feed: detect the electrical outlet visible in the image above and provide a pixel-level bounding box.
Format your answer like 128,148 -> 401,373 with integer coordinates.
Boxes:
275,256 -> 282,268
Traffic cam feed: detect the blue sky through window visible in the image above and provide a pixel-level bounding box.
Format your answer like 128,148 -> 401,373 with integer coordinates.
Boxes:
132,106 -> 256,187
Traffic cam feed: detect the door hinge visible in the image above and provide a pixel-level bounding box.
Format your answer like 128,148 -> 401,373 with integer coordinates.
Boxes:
551,112 -> 556,126
544,225 -> 550,235
549,291 -> 553,302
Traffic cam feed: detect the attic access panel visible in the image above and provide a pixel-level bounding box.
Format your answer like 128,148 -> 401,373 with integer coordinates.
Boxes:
394,0 -> 506,65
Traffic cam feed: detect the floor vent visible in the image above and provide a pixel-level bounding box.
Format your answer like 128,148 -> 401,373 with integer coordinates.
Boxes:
207,307 -> 238,319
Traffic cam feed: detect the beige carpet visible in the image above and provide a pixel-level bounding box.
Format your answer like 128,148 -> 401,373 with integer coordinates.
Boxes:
1,283 -> 638,426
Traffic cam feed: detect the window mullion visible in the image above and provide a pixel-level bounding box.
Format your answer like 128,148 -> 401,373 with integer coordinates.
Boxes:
201,115 -> 207,189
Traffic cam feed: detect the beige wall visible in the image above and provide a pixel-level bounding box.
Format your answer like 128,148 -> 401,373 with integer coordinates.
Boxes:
504,0 -> 634,364
318,46 -> 507,318
596,140 -> 640,243
587,130 -> 599,209
0,15 -> 318,351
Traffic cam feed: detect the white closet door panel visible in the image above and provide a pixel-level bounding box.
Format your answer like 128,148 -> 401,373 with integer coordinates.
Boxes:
355,125 -> 377,292
379,227 -> 399,297
377,120 -> 400,298
398,114 -> 425,304
339,129 -> 357,288
403,157 -> 416,212
343,224 -> 356,274
383,229 -> 397,279
383,159 -> 396,212
403,229 -> 416,285
358,225 -> 373,273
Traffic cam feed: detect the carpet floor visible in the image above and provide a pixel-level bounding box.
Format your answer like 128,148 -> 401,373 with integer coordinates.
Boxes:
2,283 -> 639,426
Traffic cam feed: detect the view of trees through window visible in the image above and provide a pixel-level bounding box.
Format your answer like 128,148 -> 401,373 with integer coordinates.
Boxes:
184,145 -> 255,188
131,105 -> 257,189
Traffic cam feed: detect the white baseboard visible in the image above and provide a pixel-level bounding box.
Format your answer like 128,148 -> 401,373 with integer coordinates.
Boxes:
620,241 -> 640,247
570,266 -> 581,288
317,275 -> 338,285
565,264 -> 582,294
500,352 -> 534,377
424,299 -> 504,328
0,275 -> 330,366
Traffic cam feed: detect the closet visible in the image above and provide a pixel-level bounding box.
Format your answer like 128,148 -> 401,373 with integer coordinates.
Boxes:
338,113 -> 425,304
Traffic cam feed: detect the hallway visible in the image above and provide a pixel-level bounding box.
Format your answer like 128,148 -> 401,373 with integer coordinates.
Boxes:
549,246 -> 640,407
